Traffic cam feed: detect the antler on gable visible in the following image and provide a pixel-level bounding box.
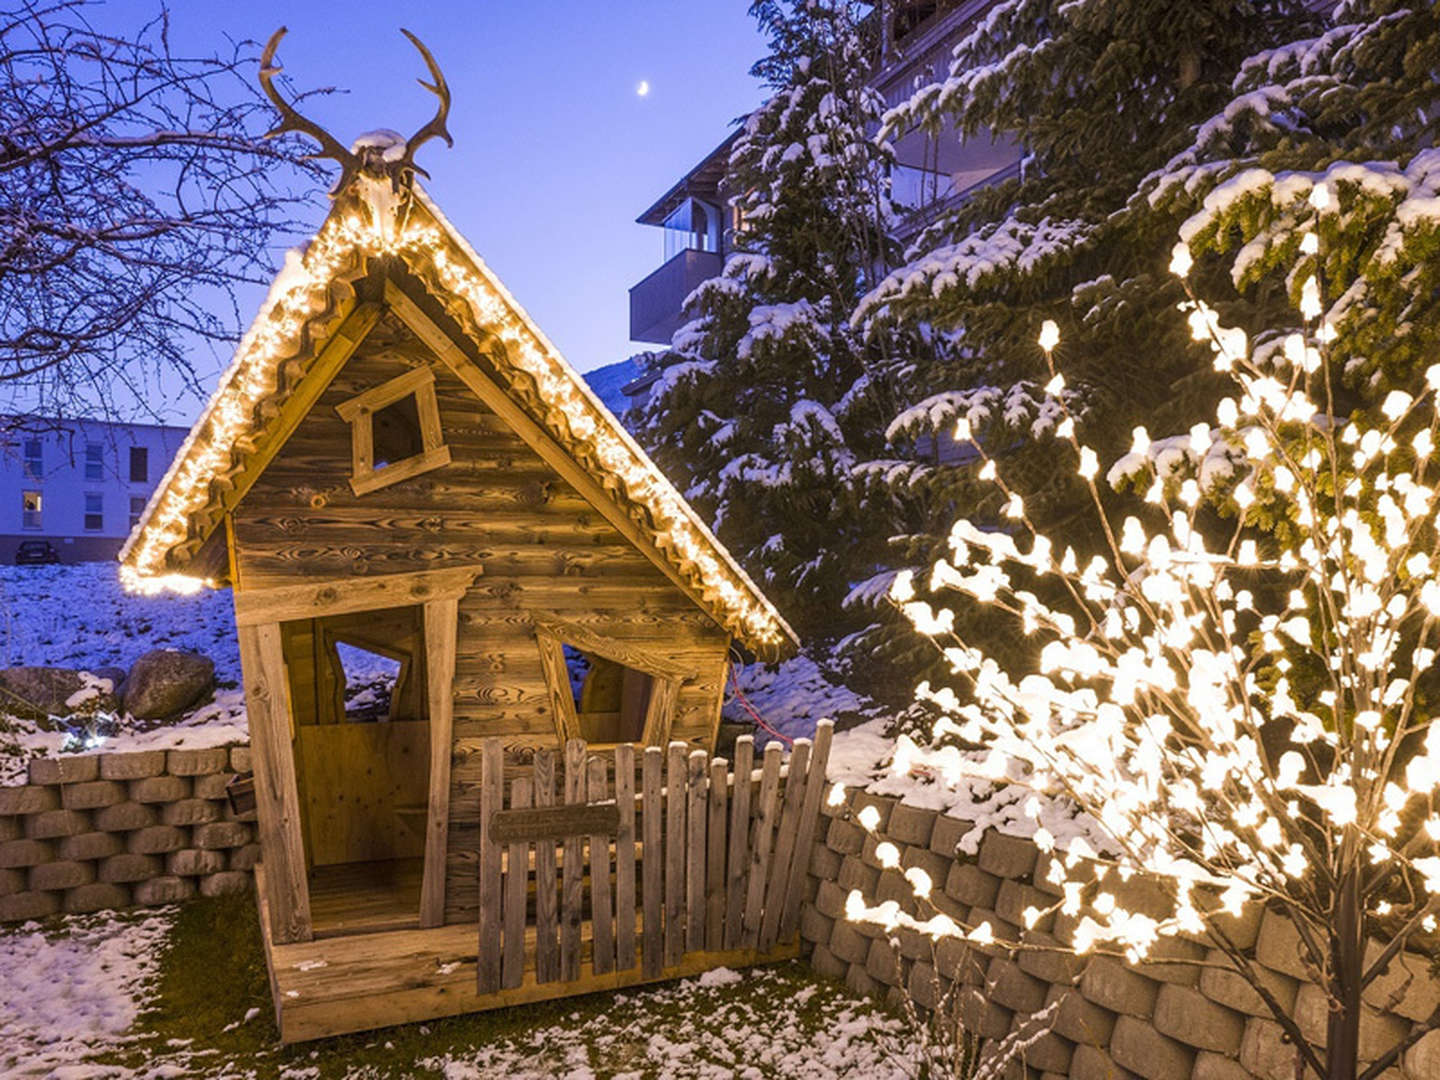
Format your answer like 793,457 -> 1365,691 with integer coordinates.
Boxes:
257,26 -> 453,198
400,29 -> 453,181
259,27 -> 361,197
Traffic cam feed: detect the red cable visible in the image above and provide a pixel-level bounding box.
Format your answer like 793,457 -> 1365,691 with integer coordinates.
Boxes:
728,660 -> 794,748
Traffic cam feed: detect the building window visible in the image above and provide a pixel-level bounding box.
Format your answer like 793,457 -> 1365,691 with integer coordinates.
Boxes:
129,496 -> 147,529
22,439 -> 42,480
84,441 -> 104,481
335,366 -> 450,496
22,491 -> 41,529
662,197 -> 721,261
83,492 -> 102,532
129,446 -> 148,483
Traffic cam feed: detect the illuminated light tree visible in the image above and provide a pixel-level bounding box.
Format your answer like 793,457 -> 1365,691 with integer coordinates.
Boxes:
844,160 -> 1440,1080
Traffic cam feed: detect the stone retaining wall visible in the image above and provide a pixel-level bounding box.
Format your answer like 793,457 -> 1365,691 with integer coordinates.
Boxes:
802,787 -> 1440,1080
0,745 -> 256,922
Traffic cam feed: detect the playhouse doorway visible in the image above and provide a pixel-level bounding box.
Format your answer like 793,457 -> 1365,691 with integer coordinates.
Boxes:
281,604 -> 431,936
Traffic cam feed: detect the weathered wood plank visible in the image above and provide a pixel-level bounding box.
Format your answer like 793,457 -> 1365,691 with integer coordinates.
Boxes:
529,615 -> 697,681
740,742 -> 783,951
233,566 -> 480,626
779,720 -> 834,939
614,743 -> 637,974
237,622 -> 312,944
664,742 -> 686,967
642,676 -> 680,750
705,757 -> 727,952
684,749 -> 708,954
533,629 -> 579,742
489,803 -> 619,844
420,596 -> 459,928
641,745 -> 663,979
477,739 -> 503,993
560,739 -> 586,982
587,756 -> 614,976
759,739 -> 811,952
723,736 -> 754,950
532,749 -> 559,984
502,777 -> 531,990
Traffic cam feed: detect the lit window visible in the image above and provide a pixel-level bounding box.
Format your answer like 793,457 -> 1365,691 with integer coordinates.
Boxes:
335,366 -> 450,496
22,491 -> 41,529
129,446 -> 148,483
83,493 -> 103,532
84,442 -> 103,481
22,439 -> 42,479
129,495 -> 146,529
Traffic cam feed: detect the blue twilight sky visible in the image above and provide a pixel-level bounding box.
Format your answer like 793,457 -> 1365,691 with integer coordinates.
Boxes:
95,1 -> 769,419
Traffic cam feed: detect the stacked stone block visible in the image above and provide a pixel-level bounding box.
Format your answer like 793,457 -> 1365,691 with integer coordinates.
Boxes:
0,745 -> 256,921
802,787 -> 1438,1080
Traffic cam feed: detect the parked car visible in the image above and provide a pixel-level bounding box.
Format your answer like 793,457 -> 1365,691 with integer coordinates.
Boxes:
14,540 -> 61,565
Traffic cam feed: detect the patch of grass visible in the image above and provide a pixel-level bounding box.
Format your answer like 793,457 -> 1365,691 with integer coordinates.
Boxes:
112,894 -> 895,1078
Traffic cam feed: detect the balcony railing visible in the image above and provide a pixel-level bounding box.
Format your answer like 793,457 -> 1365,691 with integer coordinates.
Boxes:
628,248 -> 724,346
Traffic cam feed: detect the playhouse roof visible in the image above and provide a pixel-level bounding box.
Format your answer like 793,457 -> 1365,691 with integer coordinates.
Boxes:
120,187 -> 798,659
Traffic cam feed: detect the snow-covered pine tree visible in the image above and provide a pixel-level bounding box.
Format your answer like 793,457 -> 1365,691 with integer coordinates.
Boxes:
847,0 -> 1319,687
634,0 -> 911,643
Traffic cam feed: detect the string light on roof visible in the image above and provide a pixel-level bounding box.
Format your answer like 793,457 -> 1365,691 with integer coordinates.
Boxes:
121,191 -> 792,651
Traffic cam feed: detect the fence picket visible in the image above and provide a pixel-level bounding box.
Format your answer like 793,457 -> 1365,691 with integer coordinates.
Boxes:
502,777 -> 532,989
588,756 -> 615,975
685,749 -> 708,953
642,745 -> 663,978
615,744 -> 637,973
779,720 -> 834,939
740,742 -> 783,950
723,736 -> 754,950
665,742 -> 687,967
477,738 -> 503,994
533,748 -> 559,984
705,757 -> 727,951
560,739 -> 587,982
759,739 -> 810,951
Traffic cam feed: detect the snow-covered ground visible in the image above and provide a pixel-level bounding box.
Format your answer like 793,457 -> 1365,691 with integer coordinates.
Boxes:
0,906 -> 914,1079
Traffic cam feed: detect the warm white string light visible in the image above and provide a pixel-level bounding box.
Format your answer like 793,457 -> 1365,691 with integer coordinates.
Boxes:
120,188 -> 795,651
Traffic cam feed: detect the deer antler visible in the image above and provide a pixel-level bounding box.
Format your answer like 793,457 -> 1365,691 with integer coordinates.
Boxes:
259,27 -> 360,196
398,29 -> 453,181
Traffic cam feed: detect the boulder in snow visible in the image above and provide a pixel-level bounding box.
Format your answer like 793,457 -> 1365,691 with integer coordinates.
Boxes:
122,650 -> 215,720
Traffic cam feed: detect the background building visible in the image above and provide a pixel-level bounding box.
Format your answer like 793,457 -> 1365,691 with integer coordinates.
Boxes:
0,419 -> 188,563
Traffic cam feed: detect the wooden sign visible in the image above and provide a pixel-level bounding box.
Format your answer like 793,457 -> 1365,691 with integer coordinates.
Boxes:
490,802 -> 619,844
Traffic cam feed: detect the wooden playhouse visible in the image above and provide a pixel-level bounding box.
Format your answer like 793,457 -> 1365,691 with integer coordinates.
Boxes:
120,32 -> 818,1042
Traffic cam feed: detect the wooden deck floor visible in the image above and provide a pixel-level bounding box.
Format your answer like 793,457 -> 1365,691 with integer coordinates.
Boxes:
308,858 -> 423,937
256,865 -> 800,1043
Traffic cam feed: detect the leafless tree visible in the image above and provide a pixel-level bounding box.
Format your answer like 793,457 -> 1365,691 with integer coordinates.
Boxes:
0,0 -> 324,423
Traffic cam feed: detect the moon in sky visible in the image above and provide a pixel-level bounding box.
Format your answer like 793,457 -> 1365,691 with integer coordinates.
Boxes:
637,80 -> 650,97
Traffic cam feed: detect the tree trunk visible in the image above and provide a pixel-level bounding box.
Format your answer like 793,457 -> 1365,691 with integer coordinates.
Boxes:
1326,867 -> 1362,1080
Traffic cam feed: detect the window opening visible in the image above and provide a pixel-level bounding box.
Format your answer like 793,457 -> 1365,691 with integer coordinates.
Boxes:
21,491 -> 41,529
83,492 -> 103,532
335,641 -> 404,722
23,439 -> 42,479
561,643 -> 653,744
84,442 -> 103,481
372,394 -> 425,469
129,446 -> 148,483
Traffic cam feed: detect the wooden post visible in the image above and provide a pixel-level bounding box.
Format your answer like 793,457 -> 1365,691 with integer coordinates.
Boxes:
760,738 -> 811,951
419,596 -> 458,928
779,720 -> 834,939
560,739 -> 586,982
237,622 -> 312,944
741,742 -> 783,950
477,738 -> 503,993
723,736 -> 754,950
614,744 -> 637,973
705,757 -> 727,952
642,746 -> 663,978
664,742 -> 687,967
502,777 -> 531,989
587,756 -> 614,975
685,749 -> 708,953
533,749 -> 559,984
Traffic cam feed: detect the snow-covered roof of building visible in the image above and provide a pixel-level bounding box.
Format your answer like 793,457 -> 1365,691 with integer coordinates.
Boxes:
120,185 -> 798,659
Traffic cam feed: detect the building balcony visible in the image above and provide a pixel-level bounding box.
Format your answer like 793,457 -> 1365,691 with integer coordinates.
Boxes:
628,247 -> 723,346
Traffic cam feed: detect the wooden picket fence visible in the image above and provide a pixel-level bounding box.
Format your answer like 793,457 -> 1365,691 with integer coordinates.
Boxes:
475,720 -> 833,994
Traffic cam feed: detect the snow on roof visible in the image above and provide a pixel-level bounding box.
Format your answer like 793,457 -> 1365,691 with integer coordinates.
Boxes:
120,185 -> 798,659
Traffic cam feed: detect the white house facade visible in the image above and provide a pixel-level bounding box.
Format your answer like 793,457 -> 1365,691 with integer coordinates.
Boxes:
0,418 -> 188,563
